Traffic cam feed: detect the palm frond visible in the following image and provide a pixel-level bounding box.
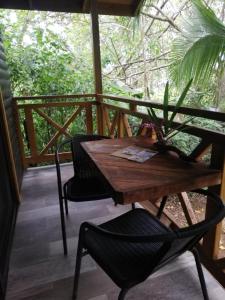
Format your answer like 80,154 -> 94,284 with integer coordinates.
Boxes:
170,0 -> 225,86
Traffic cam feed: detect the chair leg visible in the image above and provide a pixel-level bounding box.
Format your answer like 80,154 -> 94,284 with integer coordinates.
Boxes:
59,194 -> 68,255
64,198 -> 69,216
63,185 -> 69,216
118,288 -> 129,300
192,248 -> 209,300
131,203 -> 135,210
72,240 -> 83,300
157,196 -> 168,219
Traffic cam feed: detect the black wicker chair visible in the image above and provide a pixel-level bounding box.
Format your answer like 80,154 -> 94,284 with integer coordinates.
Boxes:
55,134 -> 114,255
72,189 -> 225,300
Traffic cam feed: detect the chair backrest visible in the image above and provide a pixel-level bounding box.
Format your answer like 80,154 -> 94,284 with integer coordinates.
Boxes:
155,189 -> 225,271
70,134 -> 110,179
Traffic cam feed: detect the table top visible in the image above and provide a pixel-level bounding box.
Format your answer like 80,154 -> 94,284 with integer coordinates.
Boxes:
82,136 -> 222,204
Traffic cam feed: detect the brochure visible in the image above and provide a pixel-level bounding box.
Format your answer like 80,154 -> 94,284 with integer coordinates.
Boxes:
111,145 -> 157,163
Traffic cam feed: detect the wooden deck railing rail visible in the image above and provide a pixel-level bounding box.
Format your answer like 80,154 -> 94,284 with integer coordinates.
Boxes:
14,93 -> 225,286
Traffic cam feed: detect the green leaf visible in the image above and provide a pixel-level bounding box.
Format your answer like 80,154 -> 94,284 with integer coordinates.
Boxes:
147,107 -> 160,126
166,117 -> 195,140
163,81 -> 169,134
168,78 -> 193,127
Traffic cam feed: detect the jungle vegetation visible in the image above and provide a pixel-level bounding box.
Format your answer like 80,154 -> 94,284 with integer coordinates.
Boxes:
0,0 -> 225,155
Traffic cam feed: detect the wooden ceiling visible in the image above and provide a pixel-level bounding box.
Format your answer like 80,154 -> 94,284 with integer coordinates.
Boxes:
0,0 -> 144,16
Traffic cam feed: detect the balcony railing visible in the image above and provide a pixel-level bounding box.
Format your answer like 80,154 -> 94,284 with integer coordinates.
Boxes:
14,93 -> 225,286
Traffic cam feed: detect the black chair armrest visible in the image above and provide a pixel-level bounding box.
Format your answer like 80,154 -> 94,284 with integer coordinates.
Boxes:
55,138 -> 73,196
80,221 -> 175,243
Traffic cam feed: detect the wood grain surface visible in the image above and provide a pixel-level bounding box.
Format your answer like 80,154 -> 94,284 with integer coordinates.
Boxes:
82,136 -> 222,204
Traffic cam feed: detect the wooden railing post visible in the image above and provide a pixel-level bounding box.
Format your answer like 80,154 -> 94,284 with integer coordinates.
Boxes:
129,103 -> 137,113
96,94 -> 105,135
85,104 -> 93,135
118,112 -> 124,138
203,144 -> 225,259
13,99 -> 26,168
24,107 -> 38,164
123,114 -> 132,137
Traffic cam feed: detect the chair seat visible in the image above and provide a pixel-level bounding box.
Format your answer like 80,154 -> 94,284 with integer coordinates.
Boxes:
65,176 -> 112,202
84,208 -> 171,288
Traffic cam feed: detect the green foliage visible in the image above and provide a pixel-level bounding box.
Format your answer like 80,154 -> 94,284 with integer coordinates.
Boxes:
170,0 -> 225,88
0,5 -> 224,164
147,79 -> 193,142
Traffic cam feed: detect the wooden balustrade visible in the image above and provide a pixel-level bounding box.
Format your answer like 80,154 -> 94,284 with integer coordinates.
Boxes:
14,94 -> 97,166
14,92 -> 225,285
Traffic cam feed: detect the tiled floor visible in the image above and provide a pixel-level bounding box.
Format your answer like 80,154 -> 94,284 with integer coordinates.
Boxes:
6,165 -> 225,299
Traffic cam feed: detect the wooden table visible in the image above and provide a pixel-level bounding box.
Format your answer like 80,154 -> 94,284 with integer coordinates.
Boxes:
82,136 -> 222,204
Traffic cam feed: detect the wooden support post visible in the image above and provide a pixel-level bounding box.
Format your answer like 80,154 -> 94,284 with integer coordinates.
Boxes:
90,0 -> 104,135
203,144 -> 225,259
85,105 -> 93,134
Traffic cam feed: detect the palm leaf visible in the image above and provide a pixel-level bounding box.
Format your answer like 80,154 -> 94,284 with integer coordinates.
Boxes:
166,117 -> 195,140
147,107 -> 160,126
170,0 -> 225,86
168,78 -> 193,127
163,81 -> 169,134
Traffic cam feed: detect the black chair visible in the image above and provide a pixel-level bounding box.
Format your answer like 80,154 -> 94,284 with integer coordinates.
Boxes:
72,189 -> 225,300
55,134 -> 114,255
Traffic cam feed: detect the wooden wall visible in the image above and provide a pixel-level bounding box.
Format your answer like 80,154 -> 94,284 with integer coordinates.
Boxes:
0,34 -> 23,185
0,32 -> 22,299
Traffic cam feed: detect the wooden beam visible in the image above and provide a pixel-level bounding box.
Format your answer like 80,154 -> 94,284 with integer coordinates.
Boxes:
14,94 -> 96,101
189,140 -> 211,161
83,0 -> 90,12
40,106 -> 82,156
25,152 -> 72,165
34,108 -> 71,138
100,94 -> 225,122
102,102 -> 225,144
90,0 -> 104,135
18,101 -> 93,109
177,192 -> 197,225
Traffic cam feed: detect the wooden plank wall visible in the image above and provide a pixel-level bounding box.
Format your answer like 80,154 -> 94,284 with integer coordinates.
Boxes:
0,34 -> 23,186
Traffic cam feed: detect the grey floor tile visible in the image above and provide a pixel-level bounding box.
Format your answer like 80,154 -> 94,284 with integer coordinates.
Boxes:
6,165 -> 225,300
